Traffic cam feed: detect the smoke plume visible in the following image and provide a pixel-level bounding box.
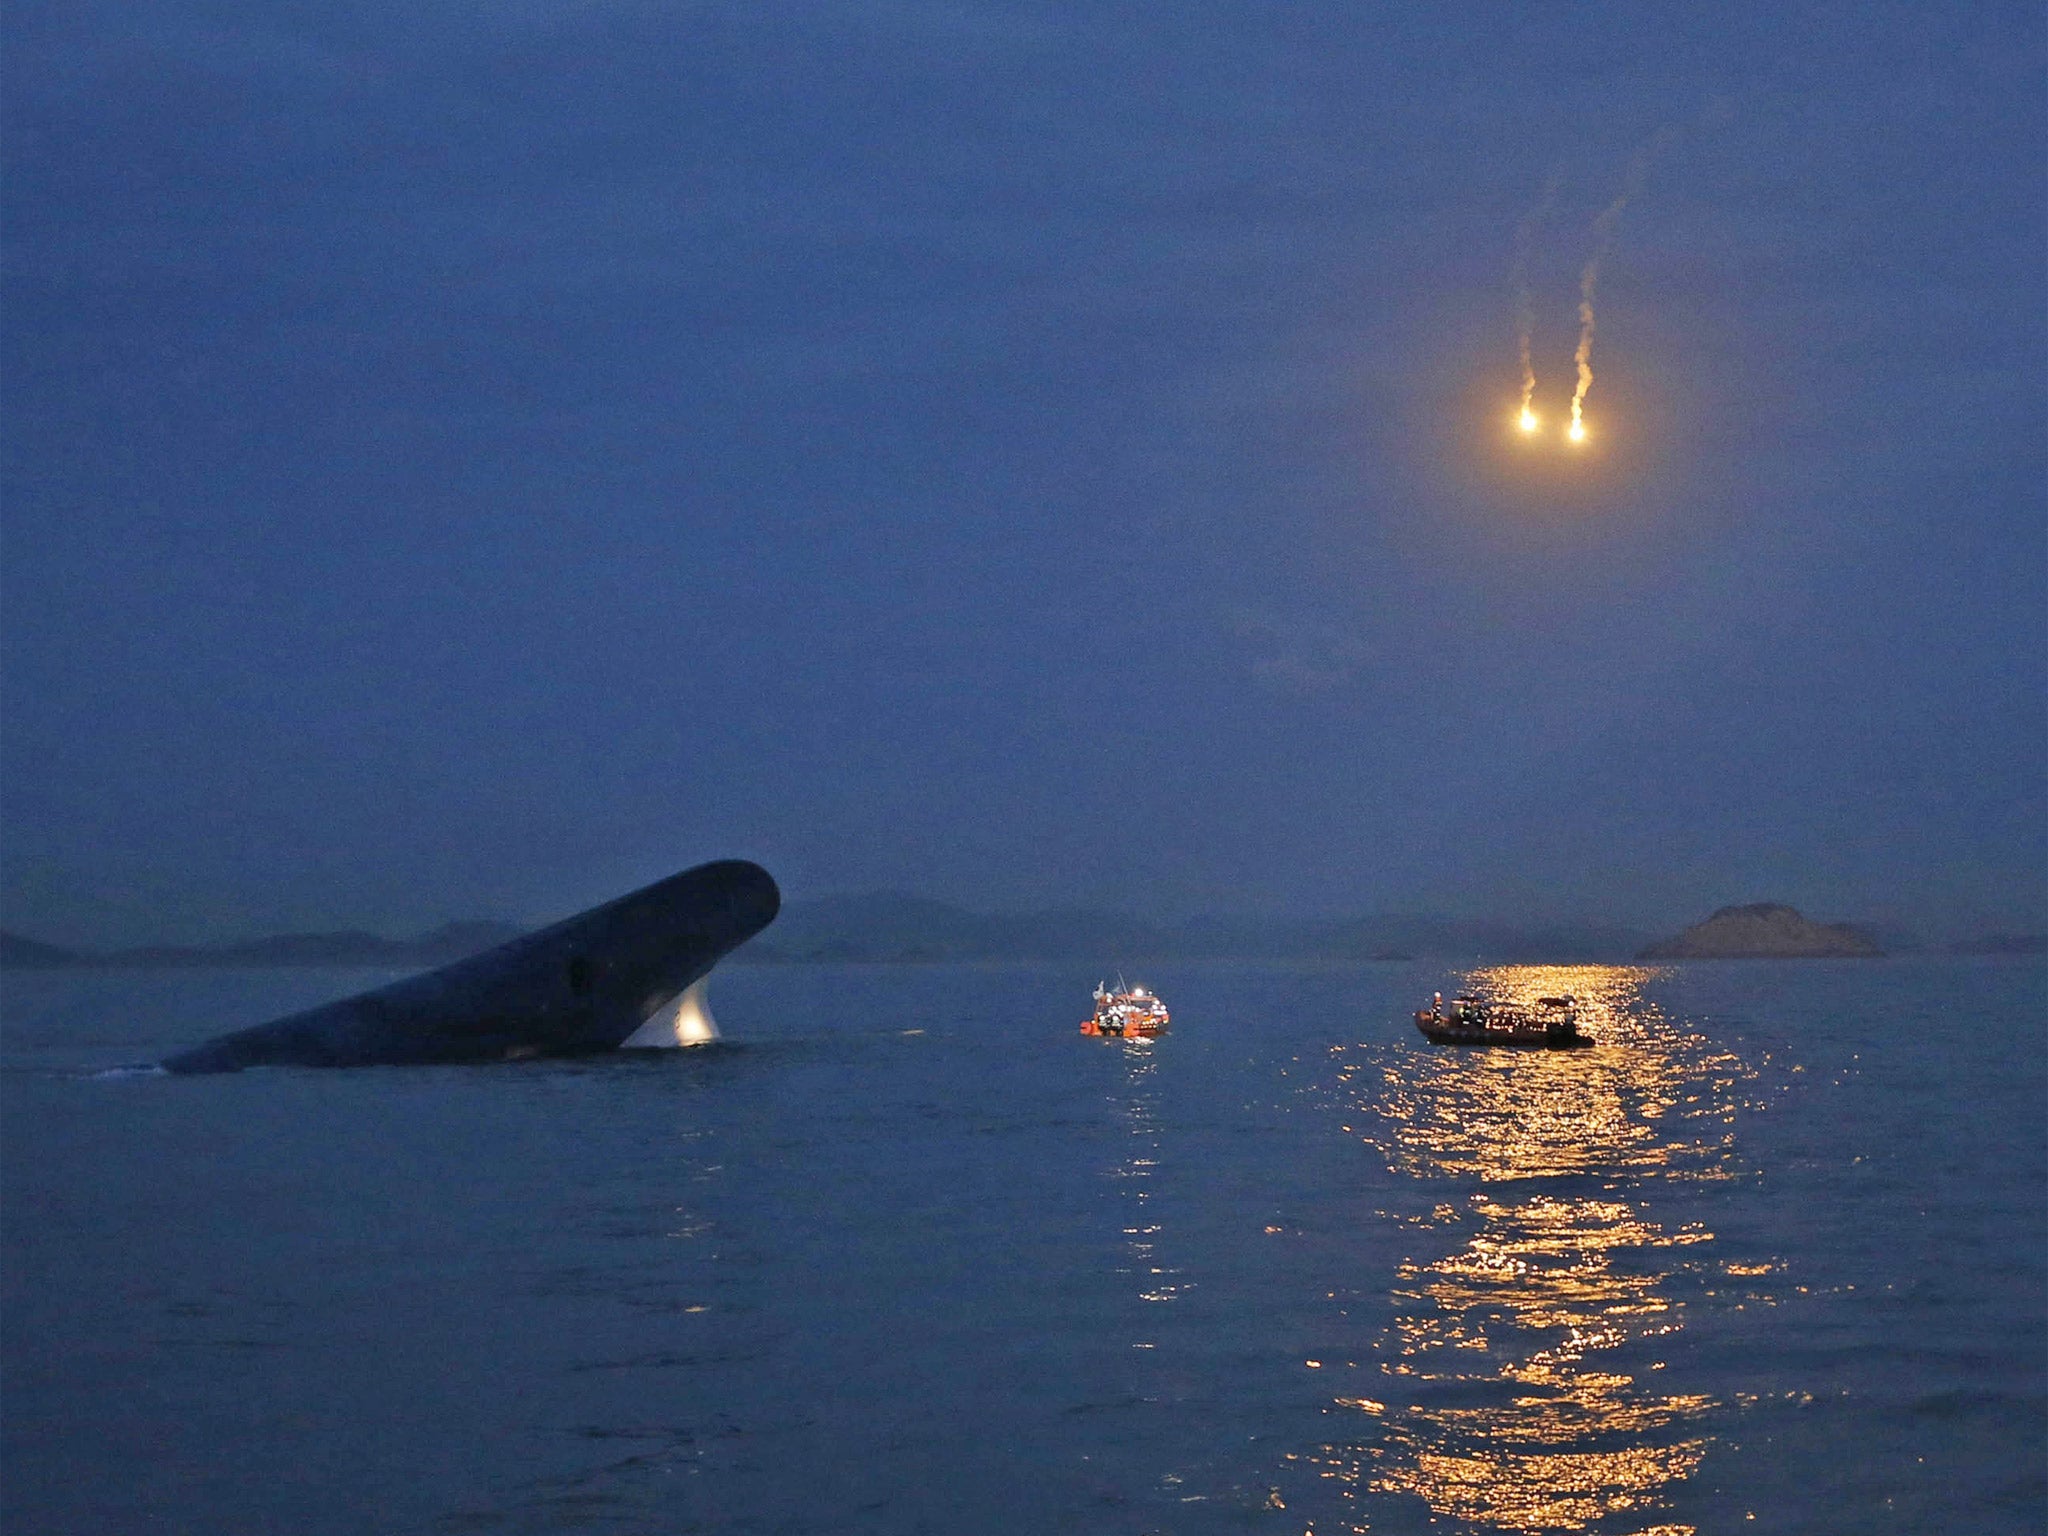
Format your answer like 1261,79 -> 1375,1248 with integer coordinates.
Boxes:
1570,127 -> 1677,437
1512,168 -> 1564,424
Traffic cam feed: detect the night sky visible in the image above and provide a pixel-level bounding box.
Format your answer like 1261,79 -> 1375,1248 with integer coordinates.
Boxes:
4,3 -> 2041,945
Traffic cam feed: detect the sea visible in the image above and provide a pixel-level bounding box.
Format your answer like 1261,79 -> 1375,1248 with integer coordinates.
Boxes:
3,958 -> 2042,1535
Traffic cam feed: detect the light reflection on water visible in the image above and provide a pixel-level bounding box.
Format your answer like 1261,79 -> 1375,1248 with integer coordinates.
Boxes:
1106,1039 -> 1186,1306
1306,967 -> 1763,1534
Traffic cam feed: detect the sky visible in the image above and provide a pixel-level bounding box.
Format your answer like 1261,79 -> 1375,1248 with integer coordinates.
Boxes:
2,1 -> 2042,946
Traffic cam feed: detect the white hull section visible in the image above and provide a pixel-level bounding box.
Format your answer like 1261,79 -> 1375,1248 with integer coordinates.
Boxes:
621,976 -> 720,1048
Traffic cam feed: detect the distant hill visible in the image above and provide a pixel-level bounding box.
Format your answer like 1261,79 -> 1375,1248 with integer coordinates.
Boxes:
0,930 -> 83,968
747,894 -> 1174,963
1314,914 -> 1652,964
1950,932 -> 2048,957
0,921 -> 526,970
1638,903 -> 1884,959
744,894 -> 1652,964
47,895 -> 1992,969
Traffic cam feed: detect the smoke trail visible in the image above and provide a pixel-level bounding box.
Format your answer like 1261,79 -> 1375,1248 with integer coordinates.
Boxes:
1570,127 -> 1677,438
1511,168 -> 1564,427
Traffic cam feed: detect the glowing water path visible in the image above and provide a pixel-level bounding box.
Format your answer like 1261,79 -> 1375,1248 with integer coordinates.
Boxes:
1297,966 -> 1767,1533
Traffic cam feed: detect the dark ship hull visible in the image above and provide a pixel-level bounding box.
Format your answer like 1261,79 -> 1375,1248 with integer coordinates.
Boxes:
1413,994 -> 1593,1050
1414,1013 -> 1594,1049
162,860 -> 779,1073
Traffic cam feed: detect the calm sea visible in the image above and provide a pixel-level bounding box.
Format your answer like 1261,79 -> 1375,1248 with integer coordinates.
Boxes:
3,958 -> 2042,1534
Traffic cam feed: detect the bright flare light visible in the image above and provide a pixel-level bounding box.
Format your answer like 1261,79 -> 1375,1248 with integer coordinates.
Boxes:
1517,407 -> 1539,434
1567,418 -> 1587,444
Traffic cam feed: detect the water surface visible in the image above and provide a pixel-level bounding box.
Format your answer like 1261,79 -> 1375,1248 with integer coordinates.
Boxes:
3,959 -> 2041,1533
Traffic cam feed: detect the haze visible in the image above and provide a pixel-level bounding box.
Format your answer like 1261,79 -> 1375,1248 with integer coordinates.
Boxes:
2,3 -> 2040,946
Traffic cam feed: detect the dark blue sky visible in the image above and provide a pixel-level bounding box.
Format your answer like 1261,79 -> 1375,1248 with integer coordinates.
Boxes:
3,2 -> 2041,944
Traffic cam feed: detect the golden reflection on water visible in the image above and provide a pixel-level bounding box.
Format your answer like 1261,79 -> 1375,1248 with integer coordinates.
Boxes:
1365,968 -> 1750,1185
1304,967 -> 1760,1535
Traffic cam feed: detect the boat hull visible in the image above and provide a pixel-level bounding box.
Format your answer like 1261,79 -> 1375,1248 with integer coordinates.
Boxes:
161,860 -> 779,1073
1413,1012 -> 1593,1049
1081,1017 -> 1169,1038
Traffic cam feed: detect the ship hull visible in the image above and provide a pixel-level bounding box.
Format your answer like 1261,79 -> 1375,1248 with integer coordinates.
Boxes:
1081,1018 -> 1169,1038
1414,1012 -> 1592,1049
161,860 -> 779,1073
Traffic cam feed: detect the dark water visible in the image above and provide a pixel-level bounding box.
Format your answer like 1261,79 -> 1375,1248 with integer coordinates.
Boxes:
3,959 -> 2043,1534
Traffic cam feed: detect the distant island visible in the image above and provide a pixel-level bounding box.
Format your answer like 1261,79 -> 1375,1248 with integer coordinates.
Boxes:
0,898 -> 1650,969
6,894 -> 2038,970
0,921 -> 524,971
741,895 -> 1649,965
1950,932 -> 2048,957
1637,903 -> 1883,959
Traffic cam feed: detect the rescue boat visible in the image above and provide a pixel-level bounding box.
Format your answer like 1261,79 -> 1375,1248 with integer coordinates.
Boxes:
1414,993 -> 1591,1049
1082,981 -> 1170,1038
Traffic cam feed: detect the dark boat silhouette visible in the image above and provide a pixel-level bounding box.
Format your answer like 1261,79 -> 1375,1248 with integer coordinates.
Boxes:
160,860 -> 778,1073
1414,993 -> 1593,1049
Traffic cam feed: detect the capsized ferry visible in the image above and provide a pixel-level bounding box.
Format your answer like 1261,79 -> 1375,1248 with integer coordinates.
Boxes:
1414,993 -> 1591,1049
1082,981 -> 1170,1038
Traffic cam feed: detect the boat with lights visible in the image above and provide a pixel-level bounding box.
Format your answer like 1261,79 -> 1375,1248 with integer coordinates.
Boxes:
1414,993 -> 1590,1048
1082,980 -> 1170,1038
